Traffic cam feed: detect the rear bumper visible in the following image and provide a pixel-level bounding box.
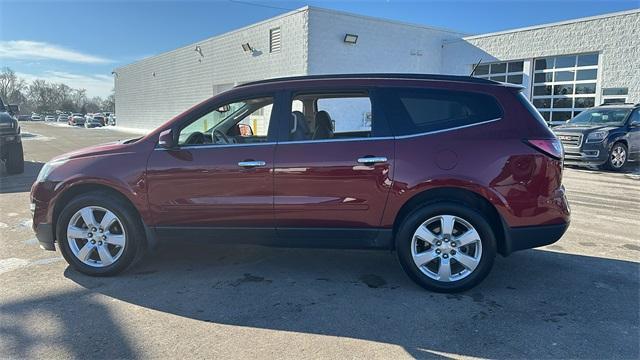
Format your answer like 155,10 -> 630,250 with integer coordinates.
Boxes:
502,222 -> 570,255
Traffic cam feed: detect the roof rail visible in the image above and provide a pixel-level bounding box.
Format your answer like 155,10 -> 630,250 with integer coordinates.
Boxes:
237,73 -> 500,88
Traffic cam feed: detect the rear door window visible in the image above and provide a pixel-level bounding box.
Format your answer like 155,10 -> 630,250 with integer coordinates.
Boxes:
282,91 -> 391,142
381,88 -> 503,136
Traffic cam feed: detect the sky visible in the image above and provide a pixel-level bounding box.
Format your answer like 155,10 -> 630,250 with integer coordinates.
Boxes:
1,0 -> 638,98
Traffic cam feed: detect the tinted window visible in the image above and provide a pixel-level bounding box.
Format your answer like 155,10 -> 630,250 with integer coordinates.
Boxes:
577,53 -> 598,66
555,56 -> 576,68
535,58 -> 553,70
575,83 -> 596,94
576,69 -> 597,81
508,61 -> 524,72
629,109 -> 639,125
574,97 -> 595,108
384,88 -> 503,135
507,74 -> 523,84
490,63 -> 506,74
474,64 -> 489,75
555,71 -> 575,82
568,108 -> 631,126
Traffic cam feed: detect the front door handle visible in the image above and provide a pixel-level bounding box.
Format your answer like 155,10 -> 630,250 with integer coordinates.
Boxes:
238,160 -> 266,168
357,156 -> 388,164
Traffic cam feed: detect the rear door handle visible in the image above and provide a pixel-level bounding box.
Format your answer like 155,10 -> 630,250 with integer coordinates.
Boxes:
238,160 -> 266,168
357,156 -> 388,164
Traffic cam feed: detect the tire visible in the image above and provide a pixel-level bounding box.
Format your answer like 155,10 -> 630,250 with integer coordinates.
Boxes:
606,142 -> 628,171
5,142 -> 24,174
57,191 -> 144,276
396,202 -> 497,293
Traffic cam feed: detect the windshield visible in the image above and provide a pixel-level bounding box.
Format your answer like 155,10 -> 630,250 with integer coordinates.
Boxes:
567,108 -> 631,126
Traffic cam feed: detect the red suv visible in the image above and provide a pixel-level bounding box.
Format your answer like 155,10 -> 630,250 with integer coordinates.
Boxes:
30,74 -> 570,292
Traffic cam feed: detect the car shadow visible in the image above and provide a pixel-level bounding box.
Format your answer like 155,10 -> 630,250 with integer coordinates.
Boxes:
0,288 -> 140,358
55,243 -> 639,358
0,161 -> 43,194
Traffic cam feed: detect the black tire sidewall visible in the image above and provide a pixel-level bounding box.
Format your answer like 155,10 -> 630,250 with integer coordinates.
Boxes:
57,192 -> 141,276
396,202 -> 497,293
607,142 -> 628,171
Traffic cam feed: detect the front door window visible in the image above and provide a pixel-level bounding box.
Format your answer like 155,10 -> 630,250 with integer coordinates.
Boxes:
178,97 -> 274,146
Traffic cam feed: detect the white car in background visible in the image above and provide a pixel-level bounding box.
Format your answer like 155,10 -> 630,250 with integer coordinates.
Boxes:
45,115 -> 56,122
68,113 -> 85,126
31,114 -> 42,121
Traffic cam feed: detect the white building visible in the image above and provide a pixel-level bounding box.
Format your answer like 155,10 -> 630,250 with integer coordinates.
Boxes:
114,6 -> 640,130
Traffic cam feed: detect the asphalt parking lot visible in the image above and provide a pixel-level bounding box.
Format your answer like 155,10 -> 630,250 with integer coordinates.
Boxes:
1,122 -> 638,359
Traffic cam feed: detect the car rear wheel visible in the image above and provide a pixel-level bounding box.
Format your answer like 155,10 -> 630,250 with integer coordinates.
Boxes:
4,142 -> 24,174
57,192 -> 144,276
607,142 -> 627,171
396,202 -> 496,293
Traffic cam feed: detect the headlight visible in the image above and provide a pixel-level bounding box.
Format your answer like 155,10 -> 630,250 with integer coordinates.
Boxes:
586,131 -> 608,143
36,159 -> 68,182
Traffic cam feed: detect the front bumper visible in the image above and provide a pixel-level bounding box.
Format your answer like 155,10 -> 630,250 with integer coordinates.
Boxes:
31,183 -> 57,251
34,222 -> 55,250
503,221 -> 570,255
563,142 -> 608,166
0,133 -> 21,145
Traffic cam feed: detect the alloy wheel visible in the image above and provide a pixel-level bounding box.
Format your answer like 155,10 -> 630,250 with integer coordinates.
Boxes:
411,215 -> 482,282
611,146 -> 626,169
67,206 -> 126,267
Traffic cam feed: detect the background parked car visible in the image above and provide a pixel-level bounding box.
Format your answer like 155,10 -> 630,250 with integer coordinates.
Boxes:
31,114 -> 42,121
0,98 -> 24,174
57,114 -> 68,122
45,115 -> 56,122
68,113 -> 85,126
17,115 -> 31,121
84,116 -> 104,128
553,103 -> 639,171
107,114 -> 116,126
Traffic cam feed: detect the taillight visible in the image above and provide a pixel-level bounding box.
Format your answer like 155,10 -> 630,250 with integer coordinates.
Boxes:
524,139 -> 563,160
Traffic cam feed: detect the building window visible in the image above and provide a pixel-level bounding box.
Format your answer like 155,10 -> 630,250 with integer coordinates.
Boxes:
602,87 -> 628,105
473,60 -> 525,85
269,27 -> 281,53
531,52 -> 599,125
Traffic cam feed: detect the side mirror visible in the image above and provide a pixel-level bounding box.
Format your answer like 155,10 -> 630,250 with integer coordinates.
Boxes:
7,104 -> 19,115
630,121 -> 640,128
217,104 -> 230,113
158,128 -> 177,149
238,123 -> 253,136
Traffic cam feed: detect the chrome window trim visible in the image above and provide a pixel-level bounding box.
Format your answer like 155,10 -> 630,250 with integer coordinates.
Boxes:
278,136 -> 394,145
155,141 -> 276,151
155,118 -> 501,150
394,117 -> 502,139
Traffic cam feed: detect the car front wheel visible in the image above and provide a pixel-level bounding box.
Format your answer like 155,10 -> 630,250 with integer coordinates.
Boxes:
57,192 -> 144,276
607,142 -> 627,171
396,202 -> 496,293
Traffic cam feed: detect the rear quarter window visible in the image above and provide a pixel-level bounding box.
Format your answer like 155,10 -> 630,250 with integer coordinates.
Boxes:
380,88 -> 503,136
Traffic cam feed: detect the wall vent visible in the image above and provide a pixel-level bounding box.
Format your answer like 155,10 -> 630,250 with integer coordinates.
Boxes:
270,27 -> 281,53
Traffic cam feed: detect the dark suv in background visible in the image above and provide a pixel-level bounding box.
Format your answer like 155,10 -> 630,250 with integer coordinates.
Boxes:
0,98 -> 24,174
553,104 -> 639,171
30,74 -> 570,292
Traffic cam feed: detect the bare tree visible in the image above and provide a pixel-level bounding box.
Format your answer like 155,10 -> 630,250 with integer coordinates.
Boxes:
0,67 -> 27,104
1,67 -> 112,115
